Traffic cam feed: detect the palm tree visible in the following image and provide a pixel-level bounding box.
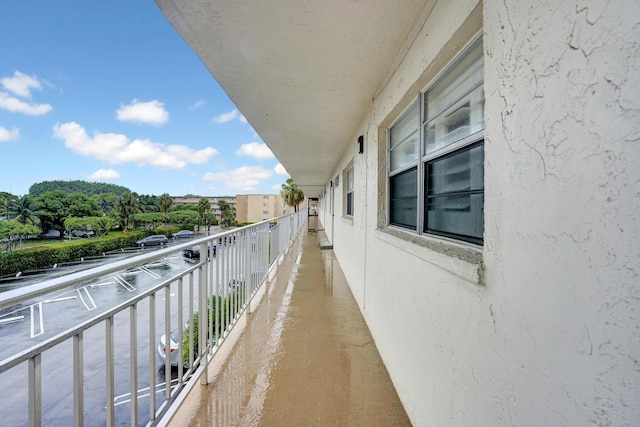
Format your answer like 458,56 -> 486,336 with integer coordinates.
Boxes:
137,194 -> 159,213
12,195 -> 42,226
0,191 -> 17,220
158,193 -> 173,213
197,198 -> 211,231
116,192 -> 140,229
281,178 -> 305,212
93,192 -> 116,215
217,200 -> 235,227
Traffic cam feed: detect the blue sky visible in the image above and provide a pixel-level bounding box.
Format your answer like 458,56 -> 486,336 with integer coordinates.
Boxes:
0,1 -> 289,197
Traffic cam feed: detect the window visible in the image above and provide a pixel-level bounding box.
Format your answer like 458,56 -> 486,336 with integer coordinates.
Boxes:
263,210 -> 269,215
263,195 -> 269,199
345,165 -> 354,216
388,38 -> 484,245
263,203 -> 269,207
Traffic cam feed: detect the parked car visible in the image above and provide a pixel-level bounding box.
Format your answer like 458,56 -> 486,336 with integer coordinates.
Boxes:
157,328 -> 181,367
136,235 -> 169,247
228,277 -> 245,289
172,230 -> 195,239
183,243 -> 216,259
71,230 -> 95,238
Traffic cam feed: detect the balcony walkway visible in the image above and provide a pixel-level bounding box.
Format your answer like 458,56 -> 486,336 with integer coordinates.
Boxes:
166,222 -> 411,426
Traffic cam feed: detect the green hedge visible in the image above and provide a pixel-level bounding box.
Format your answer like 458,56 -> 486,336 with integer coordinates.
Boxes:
0,231 -> 146,277
156,226 -> 184,236
181,290 -> 244,366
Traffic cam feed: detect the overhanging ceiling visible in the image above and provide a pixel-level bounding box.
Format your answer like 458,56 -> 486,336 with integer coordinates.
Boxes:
156,0 -> 431,197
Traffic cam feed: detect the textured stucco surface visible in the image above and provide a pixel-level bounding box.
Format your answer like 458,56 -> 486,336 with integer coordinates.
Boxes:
482,0 -> 640,424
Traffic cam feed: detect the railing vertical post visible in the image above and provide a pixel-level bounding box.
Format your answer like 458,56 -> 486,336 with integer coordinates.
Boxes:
188,273 -> 194,368
28,353 -> 41,427
198,260 -> 208,385
177,278 -> 184,383
149,293 -> 156,421
105,316 -> 115,427
208,245 -> 214,356
73,332 -> 83,427
164,285 -> 171,399
129,305 -> 138,427
246,228 -> 252,314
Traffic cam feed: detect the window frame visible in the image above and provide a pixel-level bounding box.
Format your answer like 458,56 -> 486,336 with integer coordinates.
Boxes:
387,36 -> 484,246
344,163 -> 354,217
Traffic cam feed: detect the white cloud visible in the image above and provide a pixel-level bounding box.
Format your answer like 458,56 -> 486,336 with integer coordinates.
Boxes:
272,184 -> 283,191
117,99 -> 169,126
53,121 -> 219,169
1,71 -> 42,98
239,114 -> 248,123
236,142 -> 274,160
274,163 -> 289,176
0,126 -> 19,142
0,91 -> 53,116
88,168 -> 120,181
203,166 -> 273,192
0,71 -> 53,116
189,100 -> 205,110
212,108 -> 239,123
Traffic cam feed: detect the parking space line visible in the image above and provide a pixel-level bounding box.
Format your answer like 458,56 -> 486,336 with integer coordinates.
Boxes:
161,260 -> 182,270
30,303 -> 44,338
139,266 -> 161,279
77,288 -> 97,310
90,281 -> 115,288
44,296 -> 77,304
0,315 -> 24,325
114,275 -> 136,292
113,378 -> 181,407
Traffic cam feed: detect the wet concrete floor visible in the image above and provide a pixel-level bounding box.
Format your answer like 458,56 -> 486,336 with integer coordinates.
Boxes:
168,225 -> 411,426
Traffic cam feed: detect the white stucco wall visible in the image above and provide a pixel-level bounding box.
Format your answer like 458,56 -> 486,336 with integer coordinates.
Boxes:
482,0 -> 640,424
324,0 -> 639,425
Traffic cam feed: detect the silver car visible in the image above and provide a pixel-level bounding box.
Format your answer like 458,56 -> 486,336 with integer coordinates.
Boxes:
172,230 -> 194,239
157,329 -> 181,367
136,234 -> 169,247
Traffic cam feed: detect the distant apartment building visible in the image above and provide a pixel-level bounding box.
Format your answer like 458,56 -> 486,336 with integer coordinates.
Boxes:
235,194 -> 284,223
170,195 -> 236,219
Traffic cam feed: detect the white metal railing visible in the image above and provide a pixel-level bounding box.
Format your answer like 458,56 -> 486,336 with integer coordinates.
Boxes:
0,210 -> 307,426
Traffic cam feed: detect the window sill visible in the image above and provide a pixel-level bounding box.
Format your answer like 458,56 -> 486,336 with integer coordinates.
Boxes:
376,226 -> 484,286
342,216 -> 354,225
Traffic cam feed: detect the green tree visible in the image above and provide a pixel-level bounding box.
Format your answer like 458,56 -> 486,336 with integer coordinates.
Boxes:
116,192 -> 140,229
29,179 -> 130,197
0,220 -> 41,252
169,204 -> 198,212
0,191 -> 17,221
197,198 -> 211,231
281,178 -> 305,212
218,200 -> 236,227
138,194 -> 159,213
158,193 -> 173,213
167,210 -> 200,227
12,195 -> 42,226
93,192 -> 117,215
67,193 -> 100,218
35,191 -> 68,235
132,212 -> 165,230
